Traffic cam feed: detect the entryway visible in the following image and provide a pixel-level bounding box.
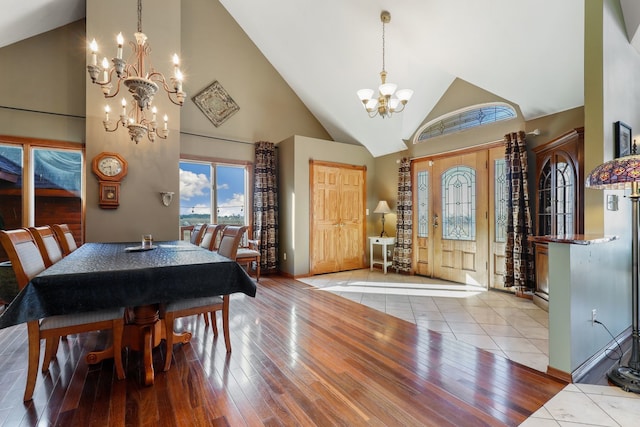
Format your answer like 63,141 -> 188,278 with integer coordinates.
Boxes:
412,145 -> 508,290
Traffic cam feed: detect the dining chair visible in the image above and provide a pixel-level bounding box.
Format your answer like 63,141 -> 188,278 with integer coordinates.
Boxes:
162,225 -> 247,371
236,236 -> 261,281
29,226 -> 63,267
199,224 -> 226,251
0,228 -> 126,401
52,224 -> 78,256
189,223 -> 207,246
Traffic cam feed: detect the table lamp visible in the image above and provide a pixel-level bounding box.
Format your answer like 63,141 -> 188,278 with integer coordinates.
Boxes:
586,150 -> 640,393
374,200 -> 392,237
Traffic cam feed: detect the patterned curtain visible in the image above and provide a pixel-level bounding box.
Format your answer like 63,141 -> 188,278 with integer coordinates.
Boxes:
393,157 -> 412,273
504,131 -> 535,291
253,141 -> 279,274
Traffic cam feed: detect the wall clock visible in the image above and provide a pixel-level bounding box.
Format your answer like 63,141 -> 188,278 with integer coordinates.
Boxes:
91,152 -> 128,209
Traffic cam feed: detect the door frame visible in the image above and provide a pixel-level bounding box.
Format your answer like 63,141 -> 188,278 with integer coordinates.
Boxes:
412,141 -> 504,288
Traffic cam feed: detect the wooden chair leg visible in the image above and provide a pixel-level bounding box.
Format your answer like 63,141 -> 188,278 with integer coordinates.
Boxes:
209,311 -> 219,337
222,295 -> 231,353
24,321 -> 41,401
256,258 -> 261,282
112,318 -> 125,380
42,337 -> 59,372
163,312 -> 175,372
202,312 -> 210,327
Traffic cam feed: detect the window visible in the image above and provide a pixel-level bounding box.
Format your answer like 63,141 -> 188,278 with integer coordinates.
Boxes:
0,137 -> 83,248
494,158 -> 507,242
414,102 -> 516,143
416,170 -> 429,238
179,159 -> 250,228
0,144 -> 23,230
441,166 -> 476,241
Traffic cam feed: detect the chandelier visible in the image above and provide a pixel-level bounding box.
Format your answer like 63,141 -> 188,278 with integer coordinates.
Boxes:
86,0 -> 185,143
357,11 -> 413,119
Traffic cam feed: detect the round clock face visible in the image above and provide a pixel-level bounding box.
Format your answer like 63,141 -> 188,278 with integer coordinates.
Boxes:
98,157 -> 123,177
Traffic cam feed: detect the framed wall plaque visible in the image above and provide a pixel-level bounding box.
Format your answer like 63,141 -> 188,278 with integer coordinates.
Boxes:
192,80 -> 240,127
615,121 -> 632,158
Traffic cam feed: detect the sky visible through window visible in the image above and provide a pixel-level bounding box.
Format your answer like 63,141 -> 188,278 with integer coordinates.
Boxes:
179,161 -> 245,222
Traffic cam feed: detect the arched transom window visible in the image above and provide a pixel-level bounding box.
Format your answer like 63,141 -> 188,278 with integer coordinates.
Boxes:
414,102 -> 516,144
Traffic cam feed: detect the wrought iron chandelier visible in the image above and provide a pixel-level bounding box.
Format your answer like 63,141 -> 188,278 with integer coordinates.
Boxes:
86,0 -> 185,143
357,11 -> 413,119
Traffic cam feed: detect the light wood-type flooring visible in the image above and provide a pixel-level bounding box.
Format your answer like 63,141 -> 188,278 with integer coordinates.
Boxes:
0,274 -> 568,426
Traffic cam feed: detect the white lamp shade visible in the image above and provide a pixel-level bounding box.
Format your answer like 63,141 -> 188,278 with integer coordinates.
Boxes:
357,88 -> 374,102
388,98 -> 400,110
365,98 -> 378,112
378,83 -> 397,96
395,89 -> 414,102
374,200 -> 392,214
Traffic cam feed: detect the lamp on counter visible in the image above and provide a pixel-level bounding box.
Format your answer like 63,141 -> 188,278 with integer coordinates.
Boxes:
374,200 -> 392,237
586,145 -> 640,393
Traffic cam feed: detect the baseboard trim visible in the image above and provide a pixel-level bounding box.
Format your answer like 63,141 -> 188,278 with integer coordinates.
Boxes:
572,326 -> 632,383
546,366 -> 572,383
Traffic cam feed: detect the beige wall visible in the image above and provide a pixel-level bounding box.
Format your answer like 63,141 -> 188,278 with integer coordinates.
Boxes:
180,0 -> 331,145
0,20 -> 86,142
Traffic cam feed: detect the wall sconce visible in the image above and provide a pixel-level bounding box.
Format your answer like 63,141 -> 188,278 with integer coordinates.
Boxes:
160,191 -> 174,207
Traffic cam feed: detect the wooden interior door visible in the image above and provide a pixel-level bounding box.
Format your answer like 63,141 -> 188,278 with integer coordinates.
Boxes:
309,161 -> 365,275
338,167 -> 365,270
432,152 -> 488,286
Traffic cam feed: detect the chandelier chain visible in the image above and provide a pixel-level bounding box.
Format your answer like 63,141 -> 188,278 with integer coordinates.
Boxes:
137,0 -> 142,33
356,10 -> 413,118
381,18 -> 386,73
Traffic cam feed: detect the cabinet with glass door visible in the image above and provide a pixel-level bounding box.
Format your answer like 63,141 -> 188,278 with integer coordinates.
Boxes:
532,127 -> 584,309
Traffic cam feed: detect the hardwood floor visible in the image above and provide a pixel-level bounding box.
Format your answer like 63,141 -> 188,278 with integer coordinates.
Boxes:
0,275 -> 566,426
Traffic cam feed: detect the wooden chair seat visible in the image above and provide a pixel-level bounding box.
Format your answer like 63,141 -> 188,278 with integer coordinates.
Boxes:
162,225 -> 247,371
29,226 -> 63,267
236,244 -> 260,281
0,228 -> 125,401
189,223 -> 207,246
199,224 -> 226,251
52,224 -> 78,256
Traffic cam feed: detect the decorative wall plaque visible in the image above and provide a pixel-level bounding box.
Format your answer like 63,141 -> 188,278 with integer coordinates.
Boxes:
192,80 -> 240,127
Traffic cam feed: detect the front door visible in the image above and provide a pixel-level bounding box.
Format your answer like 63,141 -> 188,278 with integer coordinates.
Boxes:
432,152 -> 488,285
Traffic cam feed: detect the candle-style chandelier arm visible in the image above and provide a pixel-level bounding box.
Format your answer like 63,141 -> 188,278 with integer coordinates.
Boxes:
149,71 -> 186,106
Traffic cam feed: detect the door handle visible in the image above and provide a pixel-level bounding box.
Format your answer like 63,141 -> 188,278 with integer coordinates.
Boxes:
433,214 -> 439,228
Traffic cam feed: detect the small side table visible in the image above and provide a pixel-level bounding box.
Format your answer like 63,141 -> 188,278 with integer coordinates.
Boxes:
369,236 -> 395,274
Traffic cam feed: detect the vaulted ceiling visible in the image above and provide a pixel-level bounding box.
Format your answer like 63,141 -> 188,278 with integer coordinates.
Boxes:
2,1 -> 639,157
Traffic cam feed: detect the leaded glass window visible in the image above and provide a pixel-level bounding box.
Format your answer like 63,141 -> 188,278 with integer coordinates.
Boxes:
414,103 -> 516,143
441,166 -> 476,240
494,159 -> 507,242
417,170 -> 429,237
555,161 -> 574,235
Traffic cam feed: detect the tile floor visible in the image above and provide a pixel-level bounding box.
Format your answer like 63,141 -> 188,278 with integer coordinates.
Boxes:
299,269 -> 640,427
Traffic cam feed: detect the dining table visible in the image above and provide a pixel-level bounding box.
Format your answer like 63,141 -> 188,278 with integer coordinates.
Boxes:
0,240 -> 257,385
